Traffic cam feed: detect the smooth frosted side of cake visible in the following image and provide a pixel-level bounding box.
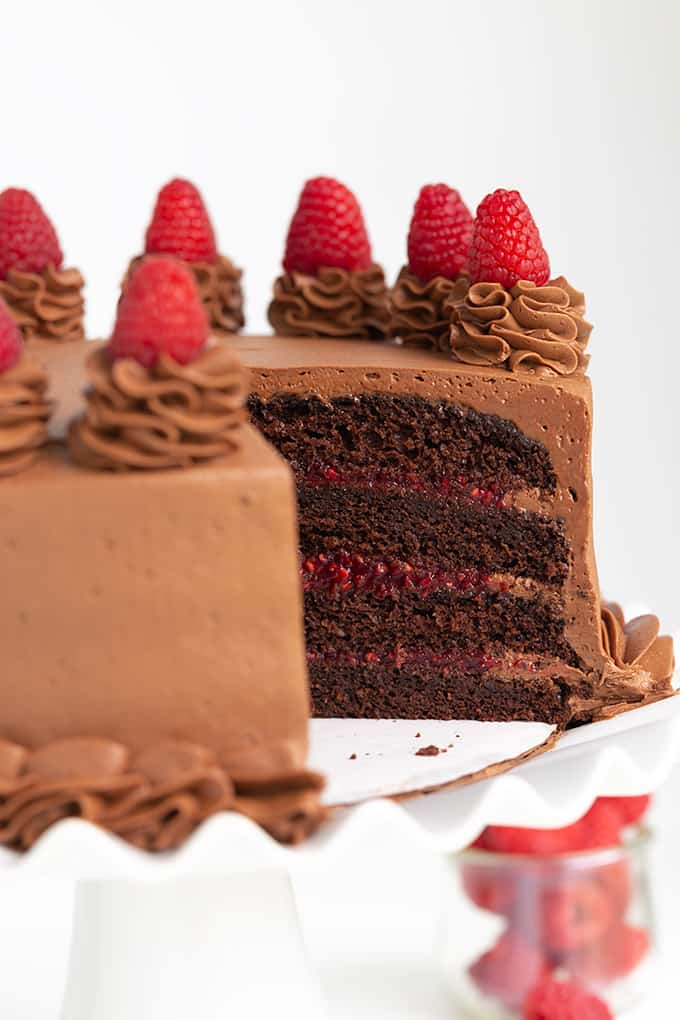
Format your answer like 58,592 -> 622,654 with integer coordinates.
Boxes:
0,427 -> 309,774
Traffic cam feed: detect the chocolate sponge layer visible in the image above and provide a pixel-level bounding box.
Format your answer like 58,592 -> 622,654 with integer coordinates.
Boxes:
299,486 -> 570,584
304,589 -> 578,665
309,662 -> 570,724
249,392 -> 558,493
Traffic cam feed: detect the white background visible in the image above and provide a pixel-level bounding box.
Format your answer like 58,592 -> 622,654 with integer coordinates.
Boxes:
0,1 -> 678,1016
1,0 -> 677,620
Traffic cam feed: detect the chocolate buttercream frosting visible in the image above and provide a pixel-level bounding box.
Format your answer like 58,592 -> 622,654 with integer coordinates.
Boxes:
0,265 -> 85,342
268,264 -> 391,340
448,276 -> 592,376
69,345 -> 248,471
569,603 -> 675,722
0,359 -> 52,476
126,254 -> 245,335
0,737 -> 325,851
601,602 -> 675,683
391,266 -> 469,350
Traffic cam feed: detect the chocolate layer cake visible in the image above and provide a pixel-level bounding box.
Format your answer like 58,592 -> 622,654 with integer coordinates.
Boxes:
235,334 -> 673,726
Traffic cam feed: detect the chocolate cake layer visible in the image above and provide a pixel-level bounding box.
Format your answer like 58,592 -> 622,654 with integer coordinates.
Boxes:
304,590 -> 578,664
249,392 -> 558,494
299,486 -> 570,584
309,662 -> 571,724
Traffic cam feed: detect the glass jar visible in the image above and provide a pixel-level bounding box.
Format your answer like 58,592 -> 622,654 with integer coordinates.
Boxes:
441,830 -> 656,1018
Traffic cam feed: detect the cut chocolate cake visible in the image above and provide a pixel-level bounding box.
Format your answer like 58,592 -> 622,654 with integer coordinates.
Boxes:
237,182 -> 674,727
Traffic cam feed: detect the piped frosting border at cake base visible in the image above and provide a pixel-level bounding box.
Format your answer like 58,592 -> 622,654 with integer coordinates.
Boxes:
568,603 -> 676,723
0,737 -> 326,851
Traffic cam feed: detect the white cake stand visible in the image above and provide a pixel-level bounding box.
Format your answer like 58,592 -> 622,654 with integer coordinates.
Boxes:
2,689 -> 678,1020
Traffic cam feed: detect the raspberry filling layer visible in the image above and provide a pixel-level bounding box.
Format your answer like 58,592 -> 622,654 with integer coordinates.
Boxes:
300,463 -> 506,507
302,551 -> 510,598
307,648 -> 541,674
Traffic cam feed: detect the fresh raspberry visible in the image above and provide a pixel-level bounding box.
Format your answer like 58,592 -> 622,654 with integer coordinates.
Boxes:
282,176 -> 372,275
144,178 -> 218,264
567,924 -> 650,984
0,298 -> 24,373
406,183 -> 473,282
472,801 -> 622,857
595,859 -> 633,918
472,820 -> 585,855
524,978 -> 612,1020
0,188 -> 63,281
469,929 -> 550,1010
538,878 -> 616,953
461,862 -> 517,917
109,256 -> 208,368
468,188 -> 550,288
577,801 -> 623,850
596,795 -> 651,828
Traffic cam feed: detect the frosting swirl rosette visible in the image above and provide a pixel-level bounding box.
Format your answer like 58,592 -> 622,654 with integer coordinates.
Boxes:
125,254 -> 245,335
0,737 -> 325,851
69,345 -> 248,471
268,265 -> 391,340
0,359 -> 52,476
0,265 -> 85,342
449,276 -> 592,376
391,266 -> 468,350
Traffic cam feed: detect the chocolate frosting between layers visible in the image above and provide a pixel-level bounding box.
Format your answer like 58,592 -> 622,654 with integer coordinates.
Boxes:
449,276 -> 592,376
0,737 -> 326,851
0,265 -> 85,342
69,346 -> 248,471
268,265 -> 391,340
0,359 -> 52,476
391,266 -> 469,350
126,255 -> 245,335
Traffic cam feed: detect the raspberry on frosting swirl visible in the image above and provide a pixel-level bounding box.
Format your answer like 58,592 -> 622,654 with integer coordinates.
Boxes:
0,359 -> 52,476
69,345 -> 248,471
0,265 -> 85,342
391,266 -> 469,350
268,265 -> 391,340
449,276 -> 592,376
125,255 -> 245,335
0,737 -> 325,851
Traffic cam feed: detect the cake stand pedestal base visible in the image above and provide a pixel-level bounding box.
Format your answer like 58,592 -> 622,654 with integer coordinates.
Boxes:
59,870 -> 325,1020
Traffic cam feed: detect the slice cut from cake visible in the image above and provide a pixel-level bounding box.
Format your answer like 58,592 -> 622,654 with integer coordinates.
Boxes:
0,257 -> 322,852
